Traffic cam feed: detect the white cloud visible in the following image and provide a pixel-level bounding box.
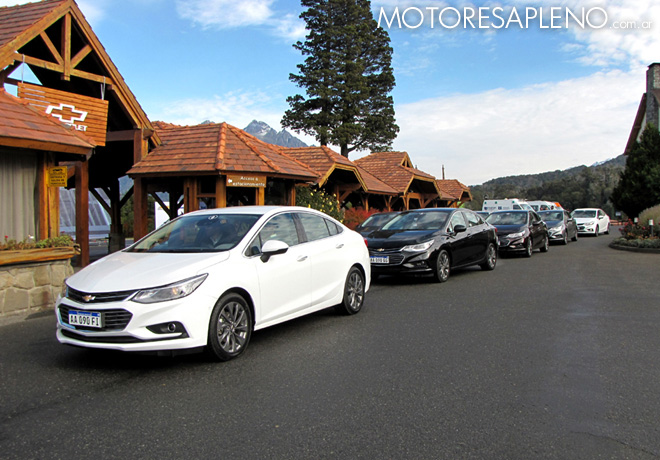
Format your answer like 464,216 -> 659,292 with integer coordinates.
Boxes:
175,0 -> 306,40
385,67 -> 646,185
149,89 -> 317,145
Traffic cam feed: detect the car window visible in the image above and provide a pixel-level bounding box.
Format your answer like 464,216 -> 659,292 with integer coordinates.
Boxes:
384,211 -> 450,231
247,213 -> 299,256
298,213 -> 332,242
448,211 -> 467,231
463,211 -> 482,227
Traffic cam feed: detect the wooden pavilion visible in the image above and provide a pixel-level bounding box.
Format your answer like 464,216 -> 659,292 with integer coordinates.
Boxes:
127,122 -> 319,215
355,151 -> 443,210
0,0 -> 158,265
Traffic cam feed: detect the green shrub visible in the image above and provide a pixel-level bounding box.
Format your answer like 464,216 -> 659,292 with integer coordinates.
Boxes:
639,204 -> 660,232
295,185 -> 343,222
1,234 -> 75,251
613,237 -> 660,249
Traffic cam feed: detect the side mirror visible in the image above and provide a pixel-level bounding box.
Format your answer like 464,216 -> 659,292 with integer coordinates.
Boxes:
260,239 -> 289,262
453,224 -> 467,233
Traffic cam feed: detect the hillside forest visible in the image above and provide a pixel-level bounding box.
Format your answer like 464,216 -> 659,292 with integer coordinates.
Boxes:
465,155 -> 627,218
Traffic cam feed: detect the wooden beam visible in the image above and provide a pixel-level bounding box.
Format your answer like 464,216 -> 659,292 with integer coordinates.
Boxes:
90,188 -> 111,214
75,161 -> 89,266
37,156 -> 48,240
133,177 -> 148,240
40,31 -> 63,65
71,44 -> 92,69
216,176 -> 227,208
61,13 -> 71,81
13,52 -> 63,73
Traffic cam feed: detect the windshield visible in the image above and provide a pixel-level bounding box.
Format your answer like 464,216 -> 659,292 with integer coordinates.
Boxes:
382,211 -> 450,231
128,213 -> 260,253
360,213 -> 398,228
572,210 -> 596,218
539,211 -> 564,221
486,212 -> 528,226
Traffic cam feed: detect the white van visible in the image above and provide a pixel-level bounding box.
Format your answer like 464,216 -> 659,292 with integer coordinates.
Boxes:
482,199 -> 533,212
527,200 -> 561,212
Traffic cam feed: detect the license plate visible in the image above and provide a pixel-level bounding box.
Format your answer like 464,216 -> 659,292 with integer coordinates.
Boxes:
370,256 -> 389,264
69,311 -> 102,328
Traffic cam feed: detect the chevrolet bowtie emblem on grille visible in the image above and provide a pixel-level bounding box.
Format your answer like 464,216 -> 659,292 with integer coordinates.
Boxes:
82,294 -> 95,302
376,248 -> 385,252
46,103 -> 88,124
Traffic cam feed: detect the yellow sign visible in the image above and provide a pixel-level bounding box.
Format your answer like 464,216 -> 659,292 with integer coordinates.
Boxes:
47,166 -> 68,187
226,174 -> 267,188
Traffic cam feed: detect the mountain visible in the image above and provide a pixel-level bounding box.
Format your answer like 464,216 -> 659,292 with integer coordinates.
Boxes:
467,155 -> 627,215
244,120 -> 308,148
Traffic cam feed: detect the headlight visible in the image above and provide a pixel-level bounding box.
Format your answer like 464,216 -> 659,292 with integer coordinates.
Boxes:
506,231 -> 525,239
402,240 -> 434,252
132,274 -> 208,304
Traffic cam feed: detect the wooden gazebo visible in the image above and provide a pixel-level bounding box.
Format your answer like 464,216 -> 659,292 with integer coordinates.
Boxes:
0,0 -> 158,265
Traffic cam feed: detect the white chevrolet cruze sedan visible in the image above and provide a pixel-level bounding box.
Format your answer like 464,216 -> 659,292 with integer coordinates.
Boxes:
56,206 -> 370,361
571,208 -> 611,236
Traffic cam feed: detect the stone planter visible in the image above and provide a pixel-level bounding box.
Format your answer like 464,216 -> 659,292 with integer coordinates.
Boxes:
0,248 -> 76,318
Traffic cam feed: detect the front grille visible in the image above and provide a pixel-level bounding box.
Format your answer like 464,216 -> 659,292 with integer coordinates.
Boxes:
60,329 -> 142,343
67,287 -> 136,304
368,248 -> 405,265
59,304 -> 132,331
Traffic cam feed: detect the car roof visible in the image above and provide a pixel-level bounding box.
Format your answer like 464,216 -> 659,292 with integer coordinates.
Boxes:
182,206 -> 326,218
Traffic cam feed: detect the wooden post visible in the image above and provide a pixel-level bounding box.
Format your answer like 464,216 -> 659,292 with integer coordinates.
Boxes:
256,187 -> 265,205
183,178 -> 198,213
75,161 -> 89,267
36,156 -> 48,240
133,177 -> 148,240
216,176 -> 227,208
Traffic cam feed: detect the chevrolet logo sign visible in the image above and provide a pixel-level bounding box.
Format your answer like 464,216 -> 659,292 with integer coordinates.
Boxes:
46,103 -> 88,124
82,294 -> 95,302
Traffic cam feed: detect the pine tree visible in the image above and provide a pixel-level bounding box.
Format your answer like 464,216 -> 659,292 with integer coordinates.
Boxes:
611,123 -> 660,218
282,0 -> 399,157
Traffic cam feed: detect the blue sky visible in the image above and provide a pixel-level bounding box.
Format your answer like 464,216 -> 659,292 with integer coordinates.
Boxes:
3,0 -> 659,184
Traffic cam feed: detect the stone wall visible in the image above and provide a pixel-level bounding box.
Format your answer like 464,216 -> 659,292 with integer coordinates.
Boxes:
0,260 -> 74,318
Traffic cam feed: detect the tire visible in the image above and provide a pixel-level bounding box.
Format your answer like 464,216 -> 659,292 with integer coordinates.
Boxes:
540,234 -> 549,253
433,249 -> 451,282
571,230 -> 578,242
480,242 -> 497,271
335,267 -> 365,315
206,293 -> 253,361
605,225 -> 610,235
561,231 -> 568,245
595,225 -> 600,237
524,238 -> 533,258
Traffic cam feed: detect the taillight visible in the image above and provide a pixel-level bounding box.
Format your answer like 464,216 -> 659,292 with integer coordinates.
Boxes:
364,238 -> 368,247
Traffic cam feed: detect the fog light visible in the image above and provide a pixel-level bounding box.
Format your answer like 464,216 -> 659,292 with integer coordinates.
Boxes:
147,322 -> 189,337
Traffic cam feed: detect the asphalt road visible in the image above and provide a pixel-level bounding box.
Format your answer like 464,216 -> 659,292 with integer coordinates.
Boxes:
1,230 -> 659,459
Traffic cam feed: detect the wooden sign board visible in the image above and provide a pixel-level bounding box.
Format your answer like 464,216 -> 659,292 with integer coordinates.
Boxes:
47,166 -> 68,187
226,174 -> 267,188
18,82 -> 108,146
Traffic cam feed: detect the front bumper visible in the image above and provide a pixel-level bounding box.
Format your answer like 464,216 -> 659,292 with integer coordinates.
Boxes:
497,237 -> 526,252
369,249 -> 435,275
55,289 -> 216,354
577,223 -> 597,234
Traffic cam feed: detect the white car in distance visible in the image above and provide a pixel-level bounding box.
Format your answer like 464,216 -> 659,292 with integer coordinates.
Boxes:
571,208 -> 611,236
56,206 -> 370,361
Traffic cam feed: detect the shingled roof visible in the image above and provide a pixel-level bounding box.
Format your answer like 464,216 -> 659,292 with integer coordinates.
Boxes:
0,0 -> 64,50
0,87 -> 94,156
355,151 -> 439,195
436,179 -> 472,202
281,145 -> 365,187
128,122 -> 318,181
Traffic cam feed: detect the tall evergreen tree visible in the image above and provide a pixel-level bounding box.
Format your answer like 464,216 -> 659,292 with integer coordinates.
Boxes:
611,123 -> 660,218
282,0 -> 399,157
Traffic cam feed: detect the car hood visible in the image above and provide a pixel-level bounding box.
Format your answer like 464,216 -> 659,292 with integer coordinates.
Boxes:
367,229 -> 442,249
66,250 -> 231,292
492,225 -> 527,235
573,217 -> 596,223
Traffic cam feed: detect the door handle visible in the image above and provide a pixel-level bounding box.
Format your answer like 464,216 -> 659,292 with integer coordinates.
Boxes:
297,255 -> 308,262
336,244 -> 344,249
